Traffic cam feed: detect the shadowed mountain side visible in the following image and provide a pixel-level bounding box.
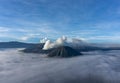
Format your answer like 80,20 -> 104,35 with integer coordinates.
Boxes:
48,46 -> 82,57
22,43 -> 52,54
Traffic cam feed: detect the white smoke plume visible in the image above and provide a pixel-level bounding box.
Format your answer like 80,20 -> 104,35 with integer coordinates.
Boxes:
43,36 -> 87,50
40,37 -> 48,43
43,36 -> 67,50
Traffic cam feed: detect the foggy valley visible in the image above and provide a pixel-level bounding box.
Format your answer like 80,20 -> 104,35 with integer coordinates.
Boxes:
0,48 -> 120,83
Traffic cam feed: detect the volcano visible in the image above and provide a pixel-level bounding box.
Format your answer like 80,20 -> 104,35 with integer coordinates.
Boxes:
22,43 -> 52,54
48,46 -> 82,57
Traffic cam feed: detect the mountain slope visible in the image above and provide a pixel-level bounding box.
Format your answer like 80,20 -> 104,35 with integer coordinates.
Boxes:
48,46 -> 82,57
22,43 -> 52,54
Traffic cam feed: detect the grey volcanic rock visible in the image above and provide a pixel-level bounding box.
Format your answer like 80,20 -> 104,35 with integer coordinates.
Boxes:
48,46 -> 82,57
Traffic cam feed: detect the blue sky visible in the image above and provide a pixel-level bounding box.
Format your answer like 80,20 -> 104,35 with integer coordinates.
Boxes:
0,0 -> 120,43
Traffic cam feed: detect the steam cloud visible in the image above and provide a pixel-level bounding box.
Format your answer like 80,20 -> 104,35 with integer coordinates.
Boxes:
42,36 -> 87,50
43,36 -> 67,50
40,37 -> 48,43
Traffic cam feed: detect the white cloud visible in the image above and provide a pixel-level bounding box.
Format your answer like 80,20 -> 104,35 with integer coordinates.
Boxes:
20,36 -> 29,41
15,28 -> 32,33
0,27 -> 10,32
11,21 -> 59,35
92,22 -> 120,29
38,27 -> 58,34
87,35 -> 120,42
19,33 -> 41,41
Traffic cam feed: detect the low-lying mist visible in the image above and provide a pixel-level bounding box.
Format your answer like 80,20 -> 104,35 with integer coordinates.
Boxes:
0,49 -> 120,83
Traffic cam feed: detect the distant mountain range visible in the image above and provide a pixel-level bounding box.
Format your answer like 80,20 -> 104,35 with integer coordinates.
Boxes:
0,41 -> 37,48
1,41 -> 120,54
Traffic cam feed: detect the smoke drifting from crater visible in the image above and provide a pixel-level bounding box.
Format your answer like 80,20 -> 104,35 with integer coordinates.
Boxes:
42,36 -> 87,50
43,36 -> 67,50
40,37 -> 48,43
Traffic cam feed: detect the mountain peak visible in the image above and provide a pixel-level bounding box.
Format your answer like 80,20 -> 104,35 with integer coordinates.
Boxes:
48,46 -> 82,57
